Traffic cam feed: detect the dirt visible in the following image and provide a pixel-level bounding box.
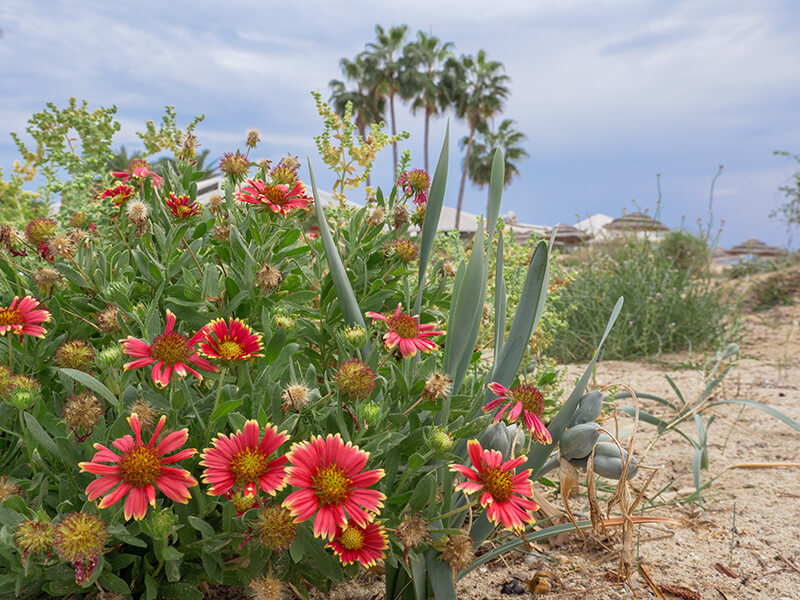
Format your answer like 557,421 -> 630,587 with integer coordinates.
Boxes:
309,297 -> 800,599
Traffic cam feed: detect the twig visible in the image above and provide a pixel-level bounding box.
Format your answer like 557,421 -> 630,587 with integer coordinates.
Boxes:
638,563 -> 668,600
777,552 -> 800,576
182,237 -> 203,276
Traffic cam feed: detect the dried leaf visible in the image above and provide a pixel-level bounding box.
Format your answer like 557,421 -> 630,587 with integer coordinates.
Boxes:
586,450 -> 604,535
660,584 -> 701,600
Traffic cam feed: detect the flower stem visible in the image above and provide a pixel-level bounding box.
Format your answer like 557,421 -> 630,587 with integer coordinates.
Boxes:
7,336 -> 13,373
204,367 -> 227,444
430,499 -> 479,523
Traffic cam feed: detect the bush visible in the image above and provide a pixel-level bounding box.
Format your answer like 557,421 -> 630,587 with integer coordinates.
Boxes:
750,268 -> 800,311
657,230 -> 709,274
548,235 -> 734,361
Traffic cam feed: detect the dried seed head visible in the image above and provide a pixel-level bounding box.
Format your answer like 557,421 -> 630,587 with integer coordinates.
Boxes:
254,505 -> 297,552
255,264 -> 282,291
0,224 -> 25,255
207,193 -> 224,214
220,151 -> 251,179
96,305 -> 122,334
33,267 -> 63,296
15,519 -> 57,562
392,204 -> 409,228
249,576 -> 284,600
68,228 -> 90,249
281,383 -> 310,411
440,262 -> 456,277
47,235 -> 74,259
63,393 -> 104,441
334,359 -> 376,401
0,475 -> 22,503
246,129 -> 261,149
55,339 -> 95,372
25,218 -> 56,245
422,372 -> 452,403
179,133 -> 200,159
367,206 -> 385,227
278,154 -> 301,171
130,399 -> 158,430
396,513 -> 430,550
257,158 -> 273,172
390,239 -> 418,263
127,201 -> 149,227
213,223 -> 231,243
438,533 -> 474,572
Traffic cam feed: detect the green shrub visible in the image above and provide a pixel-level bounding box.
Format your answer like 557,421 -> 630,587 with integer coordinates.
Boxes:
657,230 -> 709,274
549,235 -> 735,361
750,268 -> 800,311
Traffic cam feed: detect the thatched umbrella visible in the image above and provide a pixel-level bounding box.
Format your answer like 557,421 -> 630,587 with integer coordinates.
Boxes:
546,223 -> 592,247
606,211 -> 670,232
728,238 -> 787,257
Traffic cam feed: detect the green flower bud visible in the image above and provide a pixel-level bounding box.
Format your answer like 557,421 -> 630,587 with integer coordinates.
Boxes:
337,325 -> 368,349
97,346 -> 123,369
361,401 -> 380,427
428,428 -> 454,454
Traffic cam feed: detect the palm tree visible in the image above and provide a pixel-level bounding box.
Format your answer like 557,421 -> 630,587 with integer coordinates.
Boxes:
361,24 -> 409,174
443,50 -> 510,230
401,31 -> 453,173
461,119 -> 529,205
105,146 -> 144,173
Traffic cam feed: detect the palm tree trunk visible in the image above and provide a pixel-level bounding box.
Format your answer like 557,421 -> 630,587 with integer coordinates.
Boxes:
390,91 -> 398,175
455,126 -> 476,231
424,108 -> 431,174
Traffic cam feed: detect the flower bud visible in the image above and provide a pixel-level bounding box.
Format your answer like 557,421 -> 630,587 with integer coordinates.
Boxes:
56,339 -> 95,372
273,314 -> 295,330
220,151 -> 250,181
334,359 -> 375,401
96,305 -> 122,333
15,519 -> 57,563
213,223 -> 230,243
25,217 -> 56,245
428,428 -> 453,454
361,401 -> 380,427
337,325 -> 368,349
55,512 -> 107,584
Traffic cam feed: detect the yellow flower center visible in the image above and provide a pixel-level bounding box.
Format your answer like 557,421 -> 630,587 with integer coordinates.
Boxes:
218,340 -> 244,361
479,467 -> 513,502
175,204 -> 194,217
313,465 -> 351,505
512,385 -> 545,417
339,526 -> 365,550
388,312 -> 419,339
230,449 -> 269,484
120,446 -> 163,488
150,331 -> 191,365
261,185 -> 288,206
0,307 -> 22,327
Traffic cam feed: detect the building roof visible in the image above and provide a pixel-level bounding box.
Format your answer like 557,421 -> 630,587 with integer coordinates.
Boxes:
728,238 -> 788,256
606,211 -> 670,232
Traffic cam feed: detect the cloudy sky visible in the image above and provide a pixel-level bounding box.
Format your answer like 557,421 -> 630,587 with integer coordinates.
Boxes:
2,0 -> 799,247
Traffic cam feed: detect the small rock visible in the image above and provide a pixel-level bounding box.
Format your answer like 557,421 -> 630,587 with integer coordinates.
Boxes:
500,578 -> 525,595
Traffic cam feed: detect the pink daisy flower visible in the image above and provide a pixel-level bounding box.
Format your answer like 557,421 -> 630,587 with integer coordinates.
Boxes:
235,178 -> 312,216
397,169 -> 430,206
327,518 -> 388,567
111,159 -> 163,188
451,439 -> 539,532
121,309 -> 217,388
198,318 -> 264,363
99,182 -> 135,206
200,420 -> 289,498
165,192 -> 202,219
79,413 -> 197,520
366,303 -> 444,358
0,296 -> 51,338
282,433 -> 385,540
484,382 -> 551,444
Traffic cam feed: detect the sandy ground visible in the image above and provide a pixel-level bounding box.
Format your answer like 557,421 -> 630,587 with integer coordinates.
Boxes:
313,299 -> 800,600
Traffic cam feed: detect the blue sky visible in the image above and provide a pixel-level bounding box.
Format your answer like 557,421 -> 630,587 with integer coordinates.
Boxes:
2,0 -> 800,247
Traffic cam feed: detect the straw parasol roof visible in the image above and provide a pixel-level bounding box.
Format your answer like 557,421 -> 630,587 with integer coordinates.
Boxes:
606,211 -> 670,232
547,223 -> 592,247
728,239 -> 788,257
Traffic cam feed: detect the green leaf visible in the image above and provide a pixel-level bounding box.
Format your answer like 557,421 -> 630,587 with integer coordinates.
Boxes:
408,472 -> 435,513
210,399 -> 242,422
708,399 -> 800,432
526,297 -> 624,478
415,125 -> 449,314
486,148 -> 504,249
426,549 -> 458,599
159,583 -> 203,600
493,232 -> 506,362
23,412 -> 59,455
309,161 -> 368,335
108,524 -> 148,548
485,241 -> 548,406
59,368 -> 120,408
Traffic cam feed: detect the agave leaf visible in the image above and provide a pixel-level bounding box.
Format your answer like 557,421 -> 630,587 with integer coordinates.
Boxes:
307,161 -> 368,345
527,297 -> 624,478
415,125 -> 449,315
482,240 -> 549,412
441,260 -> 465,371
493,232 -> 506,363
444,218 -> 485,392
426,549 -> 458,600
485,149 -> 504,250
707,399 -> 800,431
615,391 -> 679,413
